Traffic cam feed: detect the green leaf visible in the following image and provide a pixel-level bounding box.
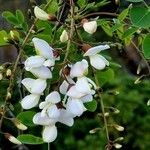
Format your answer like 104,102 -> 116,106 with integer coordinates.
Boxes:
2,11 -> 18,25
111,23 -> 124,32
47,0 -> 59,13
0,30 -> 9,46
142,33 -> 150,59
118,8 -> 129,21
122,26 -> 139,39
17,134 -> 44,145
130,7 -> 150,28
127,0 -> 143,2
16,10 -> 24,24
97,68 -> 115,86
84,100 -> 97,112
77,0 -> 86,7
16,111 -> 36,127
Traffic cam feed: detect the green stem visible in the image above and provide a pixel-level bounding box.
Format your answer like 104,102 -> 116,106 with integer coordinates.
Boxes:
92,68 -> 110,143
64,0 -> 74,61
48,143 -> 50,150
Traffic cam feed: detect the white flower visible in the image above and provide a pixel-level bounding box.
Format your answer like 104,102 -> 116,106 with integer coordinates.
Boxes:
39,91 -> 61,119
66,98 -> 86,117
60,30 -> 68,42
70,59 -> 88,78
30,66 -> 52,79
84,45 -> 110,70
58,109 -> 74,126
22,78 -> 47,94
21,94 -> 40,109
32,38 -> 54,59
24,56 -> 45,71
42,125 -> 57,143
83,21 -> 97,34
33,112 -> 56,126
34,6 -> 49,21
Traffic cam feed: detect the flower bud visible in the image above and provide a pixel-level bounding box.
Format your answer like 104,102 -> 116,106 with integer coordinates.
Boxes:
81,44 -> 92,53
147,99 -> 150,106
12,118 -> 27,130
34,6 -> 56,21
82,19 -> 97,34
0,66 -> 4,71
89,128 -> 101,134
0,73 -> 3,80
114,143 -> 122,149
115,137 -> 124,142
10,31 -> 19,41
114,124 -> 124,131
6,92 -> 11,100
4,133 -> 22,145
60,30 -> 68,42
6,69 -> 11,77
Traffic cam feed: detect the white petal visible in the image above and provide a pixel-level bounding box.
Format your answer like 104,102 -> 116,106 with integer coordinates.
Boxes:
80,94 -> 93,103
66,99 -> 85,117
33,113 -> 56,126
42,125 -> 57,143
43,59 -> 55,67
59,80 -> 69,95
24,56 -> 45,71
34,6 -> 49,21
84,45 -> 110,56
30,66 -> 52,79
47,105 -> 60,119
39,101 -> 47,109
60,30 -> 68,42
45,91 -> 61,103
58,109 -> 74,126
21,78 -> 35,93
66,86 -> 85,99
75,77 -> 91,94
98,55 -> 109,66
83,21 -> 97,34
32,38 -> 54,59
21,94 -> 40,109
87,77 -> 97,90
89,54 -> 107,70
31,79 -> 47,94
70,59 -> 88,78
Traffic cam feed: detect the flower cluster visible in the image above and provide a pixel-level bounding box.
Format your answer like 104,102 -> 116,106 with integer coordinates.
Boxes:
20,6 -> 110,143
21,37 -> 110,142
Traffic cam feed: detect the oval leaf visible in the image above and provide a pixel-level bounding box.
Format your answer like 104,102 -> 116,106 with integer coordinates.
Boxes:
17,134 -> 44,145
143,33 -> 150,59
130,7 -> 150,28
17,111 -> 36,127
84,100 -> 97,112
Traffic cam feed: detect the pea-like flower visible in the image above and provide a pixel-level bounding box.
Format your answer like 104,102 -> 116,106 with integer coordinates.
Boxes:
84,45 -> 110,70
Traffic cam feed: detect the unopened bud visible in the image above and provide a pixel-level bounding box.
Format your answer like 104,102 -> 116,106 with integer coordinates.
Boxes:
6,69 -> 11,77
114,137 -> 124,142
12,119 -> 27,130
82,19 -> 97,34
137,64 -> 141,75
0,66 -> 4,71
114,143 -> 122,149
34,6 -> 56,21
147,99 -> 150,106
10,31 -> 18,41
60,30 -> 68,42
4,133 -> 22,145
89,128 -> 101,134
6,92 -> 11,100
114,124 -> 124,131
0,73 -> 3,80
82,44 -> 92,53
